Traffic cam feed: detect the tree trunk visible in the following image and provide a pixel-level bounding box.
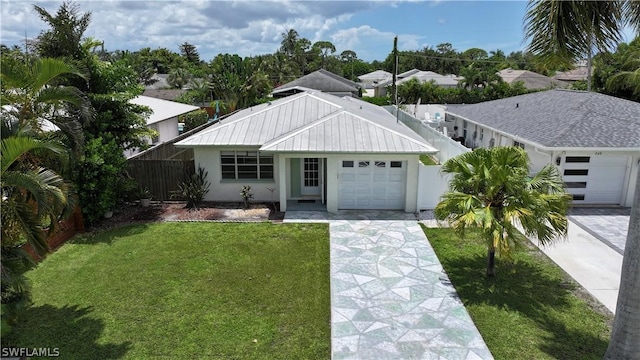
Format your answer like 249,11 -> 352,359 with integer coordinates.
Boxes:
486,247 -> 496,277
604,170 -> 640,359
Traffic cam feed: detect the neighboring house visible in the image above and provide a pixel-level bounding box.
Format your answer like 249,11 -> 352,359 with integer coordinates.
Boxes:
374,70 -> 460,97
358,70 -> 392,96
445,89 -> 640,206
272,69 -> 361,98
143,89 -> 188,102
176,91 -> 437,212
553,66 -> 590,83
126,96 -> 200,157
497,68 -> 569,90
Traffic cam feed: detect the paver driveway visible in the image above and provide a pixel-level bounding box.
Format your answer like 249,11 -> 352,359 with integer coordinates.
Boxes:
285,211 -> 493,360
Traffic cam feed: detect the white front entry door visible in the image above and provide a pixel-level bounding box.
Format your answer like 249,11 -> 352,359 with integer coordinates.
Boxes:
301,158 -> 321,196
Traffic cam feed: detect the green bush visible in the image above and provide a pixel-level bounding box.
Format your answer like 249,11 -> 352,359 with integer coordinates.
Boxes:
181,110 -> 209,132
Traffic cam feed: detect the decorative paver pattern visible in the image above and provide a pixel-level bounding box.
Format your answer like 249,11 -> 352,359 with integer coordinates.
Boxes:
568,208 -> 631,254
330,219 -> 493,360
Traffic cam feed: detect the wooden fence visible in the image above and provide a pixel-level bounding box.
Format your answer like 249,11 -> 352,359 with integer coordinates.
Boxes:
126,111 -> 238,200
23,207 -> 85,262
127,159 -> 195,201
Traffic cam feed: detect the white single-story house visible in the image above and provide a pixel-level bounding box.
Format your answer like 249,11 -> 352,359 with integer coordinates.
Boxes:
175,91 -> 438,212
374,69 -> 460,97
445,89 -> 640,207
126,96 -> 200,157
358,70 -> 392,89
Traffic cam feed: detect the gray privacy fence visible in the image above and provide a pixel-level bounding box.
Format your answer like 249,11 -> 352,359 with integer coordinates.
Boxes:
127,111 -> 237,200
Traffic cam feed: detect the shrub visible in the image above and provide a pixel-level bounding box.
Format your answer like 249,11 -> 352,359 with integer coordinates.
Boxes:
240,186 -> 253,209
171,166 -> 210,209
181,109 -> 209,132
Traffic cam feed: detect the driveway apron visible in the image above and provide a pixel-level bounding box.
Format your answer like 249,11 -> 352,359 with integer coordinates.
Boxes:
328,218 -> 493,359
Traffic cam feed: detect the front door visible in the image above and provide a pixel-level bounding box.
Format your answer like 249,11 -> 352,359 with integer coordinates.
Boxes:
301,158 -> 321,196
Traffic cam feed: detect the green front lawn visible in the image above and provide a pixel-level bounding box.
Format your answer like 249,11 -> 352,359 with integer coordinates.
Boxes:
423,226 -> 611,360
3,223 -> 330,359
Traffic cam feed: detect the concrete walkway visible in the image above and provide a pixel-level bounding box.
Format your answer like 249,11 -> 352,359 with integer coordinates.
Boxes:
285,211 -> 493,360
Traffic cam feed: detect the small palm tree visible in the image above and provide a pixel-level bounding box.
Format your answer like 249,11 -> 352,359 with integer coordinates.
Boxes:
434,147 -> 571,276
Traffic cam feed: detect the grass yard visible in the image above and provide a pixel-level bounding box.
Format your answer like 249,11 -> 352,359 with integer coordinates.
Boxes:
3,222 -> 330,359
422,226 -> 612,360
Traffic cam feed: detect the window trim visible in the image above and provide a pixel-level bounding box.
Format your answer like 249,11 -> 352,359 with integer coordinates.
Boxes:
221,151 -> 274,180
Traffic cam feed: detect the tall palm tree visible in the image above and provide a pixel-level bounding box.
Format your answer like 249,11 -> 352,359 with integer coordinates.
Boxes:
524,0 -> 640,91
604,170 -> 640,359
0,57 -> 93,154
434,147 -> 571,276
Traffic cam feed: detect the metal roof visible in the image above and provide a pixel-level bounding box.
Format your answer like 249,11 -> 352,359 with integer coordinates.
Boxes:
446,89 -> 640,149
130,96 -> 200,125
176,91 -> 437,154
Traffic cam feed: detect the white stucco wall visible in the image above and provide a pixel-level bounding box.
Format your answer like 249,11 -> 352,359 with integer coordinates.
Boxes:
156,118 -> 179,143
193,147 -> 280,203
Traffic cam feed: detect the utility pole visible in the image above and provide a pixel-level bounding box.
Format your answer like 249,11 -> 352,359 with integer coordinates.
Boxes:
392,36 -> 400,122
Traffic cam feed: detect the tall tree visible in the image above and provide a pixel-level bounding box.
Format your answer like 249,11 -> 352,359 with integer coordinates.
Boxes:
280,29 -> 299,57
524,0 -> 639,90
32,1 -> 90,61
311,41 -> 336,70
434,147 -> 571,276
605,170 -> 640,359
179,42 -> 200,65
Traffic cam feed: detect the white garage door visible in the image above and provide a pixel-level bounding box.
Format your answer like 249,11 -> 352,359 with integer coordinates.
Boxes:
338,160 -> 407,210
562,155 -> 628,204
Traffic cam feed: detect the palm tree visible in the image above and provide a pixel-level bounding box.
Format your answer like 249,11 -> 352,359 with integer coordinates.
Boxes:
434,147 -> 571,276
525,2 -> 640,355
0,57 -> 93,154
524,0 -> 640,91
1,121 -> 73,327
605,49 -> 640,98
604,170 -> 640,359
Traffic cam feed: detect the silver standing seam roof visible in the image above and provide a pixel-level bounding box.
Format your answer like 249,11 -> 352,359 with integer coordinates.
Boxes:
176,91 -> 437,154
446,89 -> 640,149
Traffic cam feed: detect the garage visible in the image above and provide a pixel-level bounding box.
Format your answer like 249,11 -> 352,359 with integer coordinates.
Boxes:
338,160 -> 407,209
562,155 -> 629,204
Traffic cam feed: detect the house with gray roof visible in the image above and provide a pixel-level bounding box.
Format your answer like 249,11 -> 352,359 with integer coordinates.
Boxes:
374,70 -> 460,97
445,89 -> 640,206
272,69 -> 361,98
497,68 -> 569,90
358,70 -> 392,88
176,91 -> 437,212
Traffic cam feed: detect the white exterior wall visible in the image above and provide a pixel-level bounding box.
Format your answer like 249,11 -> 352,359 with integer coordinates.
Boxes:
156,118 -> 180,143
417,165 -> 451,210
193,147 -> 280,203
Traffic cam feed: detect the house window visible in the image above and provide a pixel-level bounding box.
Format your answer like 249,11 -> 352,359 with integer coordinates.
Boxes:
572,194 -> 586,201
513,141 -> 525,149
390,161 -> 403,168
479,129 -> 484,141
342,161 -> 354,168
375,161 -> 386,168
565,182 -> 587,188
359,161 -> 370,168
564,169 -> 589,176
220,151 -> 273,180
565,156 -> 590,163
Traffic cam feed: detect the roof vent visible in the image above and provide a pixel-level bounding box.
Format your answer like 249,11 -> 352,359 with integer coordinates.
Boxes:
516,103 -> 519,108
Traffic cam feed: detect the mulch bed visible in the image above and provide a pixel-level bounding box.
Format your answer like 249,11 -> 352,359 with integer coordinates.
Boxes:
88,201 -> 285,232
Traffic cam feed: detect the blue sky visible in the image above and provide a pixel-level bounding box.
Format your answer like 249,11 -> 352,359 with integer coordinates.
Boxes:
0,1 -> 636,63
